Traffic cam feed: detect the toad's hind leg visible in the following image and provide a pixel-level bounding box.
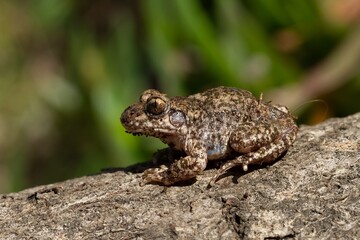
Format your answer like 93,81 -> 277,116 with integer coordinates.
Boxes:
209,140 -> 286,186
209,122 -> 297,186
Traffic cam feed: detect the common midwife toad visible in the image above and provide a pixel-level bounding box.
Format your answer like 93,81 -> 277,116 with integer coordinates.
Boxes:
120,87 -> 298,186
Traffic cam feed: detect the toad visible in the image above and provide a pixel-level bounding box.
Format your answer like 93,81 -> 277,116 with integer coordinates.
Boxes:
120,87 -> 298,186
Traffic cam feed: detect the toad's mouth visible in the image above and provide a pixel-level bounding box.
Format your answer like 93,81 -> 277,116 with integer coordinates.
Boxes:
126,131 -> 144,137
125,128 -> 177,138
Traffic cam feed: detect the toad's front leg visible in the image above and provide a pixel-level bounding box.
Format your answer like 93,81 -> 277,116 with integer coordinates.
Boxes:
142,145 -> 208,186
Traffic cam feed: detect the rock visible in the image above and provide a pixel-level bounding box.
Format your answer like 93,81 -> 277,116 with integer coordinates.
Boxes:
1,113 -> 360,239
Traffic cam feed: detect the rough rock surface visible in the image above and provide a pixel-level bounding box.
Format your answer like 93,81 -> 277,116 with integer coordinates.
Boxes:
1,113 -> 360,239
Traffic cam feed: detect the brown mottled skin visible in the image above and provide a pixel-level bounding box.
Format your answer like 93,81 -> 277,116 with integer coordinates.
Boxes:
120,87 -> 298,186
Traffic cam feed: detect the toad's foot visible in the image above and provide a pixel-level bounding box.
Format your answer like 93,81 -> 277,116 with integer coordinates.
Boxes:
141,166 -> 174,186
208,158 -> 249,187
141,155 -> 207,186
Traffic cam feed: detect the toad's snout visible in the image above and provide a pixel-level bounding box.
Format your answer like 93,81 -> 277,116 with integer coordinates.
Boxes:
120,104 -> 143,130
120,106 -> 131,126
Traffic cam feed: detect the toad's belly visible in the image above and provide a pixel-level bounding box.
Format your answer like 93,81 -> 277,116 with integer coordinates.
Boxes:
206,143 -> 229,160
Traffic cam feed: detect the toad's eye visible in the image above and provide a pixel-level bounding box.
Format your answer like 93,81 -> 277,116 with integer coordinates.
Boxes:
145,97 -> 168,116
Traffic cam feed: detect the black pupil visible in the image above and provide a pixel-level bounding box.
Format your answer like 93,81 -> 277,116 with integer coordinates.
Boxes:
147,98 -> 164,115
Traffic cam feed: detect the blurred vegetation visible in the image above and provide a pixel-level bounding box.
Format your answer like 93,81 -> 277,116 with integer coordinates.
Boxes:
1,0 -> 360,193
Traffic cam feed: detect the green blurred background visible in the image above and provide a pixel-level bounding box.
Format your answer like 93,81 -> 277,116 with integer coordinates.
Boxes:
1,0 -> 360,193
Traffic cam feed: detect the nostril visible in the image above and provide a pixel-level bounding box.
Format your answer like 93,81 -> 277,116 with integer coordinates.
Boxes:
120,113 -> 125,124
120,104 -> 142,126
120,109 -> 129,124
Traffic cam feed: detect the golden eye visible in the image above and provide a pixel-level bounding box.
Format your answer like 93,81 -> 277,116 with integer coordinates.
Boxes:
140,89 -> 162,103
145,97 -> 167,116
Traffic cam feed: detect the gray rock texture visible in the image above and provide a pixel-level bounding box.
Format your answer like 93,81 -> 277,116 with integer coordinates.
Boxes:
1,113 -> 360,239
